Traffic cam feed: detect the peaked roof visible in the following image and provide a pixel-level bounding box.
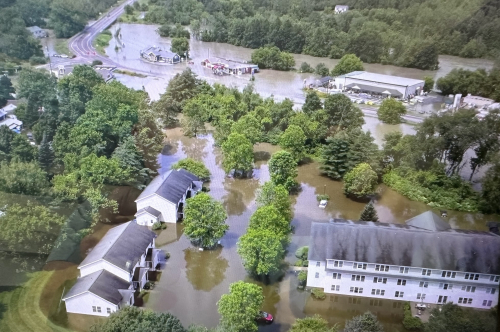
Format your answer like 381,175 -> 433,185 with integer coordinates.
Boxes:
308,217 -> 500,274
137,206 -> 161,217
63,270 -> 130,304
79,221 -> 155,273
405,211 -> 451,231
136,169 -> 199,203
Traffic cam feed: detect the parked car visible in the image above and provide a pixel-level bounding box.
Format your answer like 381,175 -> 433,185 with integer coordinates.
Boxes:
60,54 -> 69,58
319,200 -> 328,209
256,311 -> 273,324
27,133 -> 33,141
52,54 -> 60,57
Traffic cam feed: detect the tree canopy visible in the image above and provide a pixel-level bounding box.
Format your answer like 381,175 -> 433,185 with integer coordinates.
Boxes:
343,163 -> 378,198
331,54 -> 364,76
377,98 -> 407,124
217,281 -> 263,332
268,150 -> 298,192
359,202 -> 379,222
289,315 -> 338,332
221,133 -> 254,175
344,312 -> 384,332
171,158 -> 210,181
183,193 -> 228,248
279,125 -> 306,163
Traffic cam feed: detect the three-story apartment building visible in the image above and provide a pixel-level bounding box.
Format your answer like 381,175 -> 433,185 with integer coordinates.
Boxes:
307,211 -> 500,309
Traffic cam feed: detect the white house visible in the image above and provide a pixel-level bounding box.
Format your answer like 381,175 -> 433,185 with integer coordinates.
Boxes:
307,211 -> 500,309
135,169 -> 202,226
26,26 -> 47,38
63,221 -> 161,316
334,5 -> 349,14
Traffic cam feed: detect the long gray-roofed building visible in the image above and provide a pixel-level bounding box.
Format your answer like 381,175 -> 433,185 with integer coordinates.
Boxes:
63,221 -> 161,316
333,71 -> 425,99
140,46 -> 180,64
307,211 -> 500,309
135,169 -> 203,226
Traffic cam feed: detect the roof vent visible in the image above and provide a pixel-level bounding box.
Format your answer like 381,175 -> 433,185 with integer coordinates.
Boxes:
125,261 -> 131,269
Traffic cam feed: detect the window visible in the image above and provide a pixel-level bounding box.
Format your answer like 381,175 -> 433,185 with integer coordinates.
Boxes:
92,306 -> 97,312
490,275 -> 500,282
333,261 -> 343,268
351,275 -> 365,282
97,306 -> 101,313
107,308 -> 111,314
375,265 -> 389,272
330,295 -> 339,302
465,273 -> 480,280
373,277 -> 387,284
442,271 -> 456,278
422,269 -> 432,276
350,287 -> 363,293
399,267 -> 409,273
370,299 -> 383,306
440,283 -> 452,290
397,279 -> 407,286
371,289 -> 385,296
468,298 -> 472,304
394,291 -> 404,298
487,300 -> 492,306
486,288 -> 496,294
460,298 -> 472,304
419,281 -> 428,288
462,285 -> 476,293
332,273 -> 341,280
354,263 -> 367,270
349,297 -> 361,304
315,272 -> 319,278
482,300 -> 487,306
437,295 -> 448,304
331,285 -> 340,291
316,261 -> 320,267
482,300 -> 493,306
417,293 -> 426,300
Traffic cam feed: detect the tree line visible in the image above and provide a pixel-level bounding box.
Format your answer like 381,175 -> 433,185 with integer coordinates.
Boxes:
143,0 -> 500,70
0,65 -> 164,257
162,68 -> 500,213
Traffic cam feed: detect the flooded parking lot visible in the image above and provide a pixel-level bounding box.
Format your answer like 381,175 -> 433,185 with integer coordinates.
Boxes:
141,127 -> 498,331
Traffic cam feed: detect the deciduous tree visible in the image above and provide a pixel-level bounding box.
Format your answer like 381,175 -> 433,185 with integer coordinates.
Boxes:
217,281 -> 263,332
279,125 -> 306,163
230,113 -> 262,144
171,37 -> 190,57
171,158 -> 210,181
289,315 -> 338,332
183,193 -> 228,248
256,181 -> 292,221
377,98 -> 407,124
268,150 -> 298,191
324,94 -> 364,131
238,228 -> 286,275
343,163 -> 378,198
248,205 -> 290,236
0,75 -> 14,107
344,312 -> 384,332
302,92 -> 323,116
221,133 -> 254,175
0,160 -> 49,195
331,54 -> 364,76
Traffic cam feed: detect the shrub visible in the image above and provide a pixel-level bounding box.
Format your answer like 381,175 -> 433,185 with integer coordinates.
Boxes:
165,252 -> 170,259
311,288 -> 326,300
298,271 -> 307,283
152,221 -> 166,230
171,158 -> 211,181
403,302 -> 424,331
29,56 -> 47,65
299,62 -> 314,73
294,259 -> 304,267
316,194 -> 329,202
295,246 -> 309,260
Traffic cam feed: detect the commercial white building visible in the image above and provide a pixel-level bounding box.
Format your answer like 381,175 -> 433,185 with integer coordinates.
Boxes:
307,211 -> 500,309
333,71 -> 425,99
334,5 -> 349,14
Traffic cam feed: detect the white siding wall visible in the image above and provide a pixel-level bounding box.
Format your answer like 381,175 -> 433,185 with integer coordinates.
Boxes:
334,77 -> 424,98
308,259 -> 499,309
64,293 -> 118,317
136,212 -> 158,227
136,194 -> 177,223
79,261 -> 130,282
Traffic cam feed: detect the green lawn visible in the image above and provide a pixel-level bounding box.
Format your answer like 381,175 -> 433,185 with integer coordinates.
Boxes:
93,31 -> 113,56
54,39 -> 72,57
0,270 -> 75,332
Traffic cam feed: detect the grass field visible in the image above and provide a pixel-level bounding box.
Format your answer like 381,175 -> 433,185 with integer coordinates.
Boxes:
0,266 -> 78,332
55,39 -> 72,57
93,31 -> 113,56
114,69 -> 147,77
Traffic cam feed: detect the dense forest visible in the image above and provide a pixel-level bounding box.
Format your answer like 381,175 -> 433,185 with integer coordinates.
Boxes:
0,0 -> 118,69
145,0 -> 500,70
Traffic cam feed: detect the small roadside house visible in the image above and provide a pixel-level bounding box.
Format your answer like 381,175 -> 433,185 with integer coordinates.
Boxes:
141,46 -> 180,64
334,5 -> 349,14
135,169 -> 202,226
0,114 -> 22,133
26,26 -> 47,38
63,221 -> 161,316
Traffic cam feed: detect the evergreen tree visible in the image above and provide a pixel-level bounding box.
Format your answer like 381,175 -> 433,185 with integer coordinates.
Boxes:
0,75 -> 15,107
302,91 -> 323,115
38,133 -> 53,172
359,202 -> 379,222
320,135 -> 350,180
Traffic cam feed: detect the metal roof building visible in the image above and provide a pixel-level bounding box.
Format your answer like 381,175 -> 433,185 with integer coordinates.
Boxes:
334,71 -> 425,99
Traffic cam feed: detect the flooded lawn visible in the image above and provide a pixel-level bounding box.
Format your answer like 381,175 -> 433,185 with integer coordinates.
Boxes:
143,128 -> 499,331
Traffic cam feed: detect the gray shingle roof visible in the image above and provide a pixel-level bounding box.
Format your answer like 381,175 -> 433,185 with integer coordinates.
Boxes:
406,211 -> 451,231
136,169 -> 199,203
339,71 -> 424,86
63,270 -> 130,304
79,221 -> 155,273
137,206 -> 161,217
345,83 -> 403,97
308,217 -> 500,274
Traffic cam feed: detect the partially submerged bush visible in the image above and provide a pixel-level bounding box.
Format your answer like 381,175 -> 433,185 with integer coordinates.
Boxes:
311,288 -> 326,300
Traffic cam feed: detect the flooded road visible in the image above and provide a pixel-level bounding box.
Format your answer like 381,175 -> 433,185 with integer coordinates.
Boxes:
107,24 -> 495,104
145,128 -> 499,332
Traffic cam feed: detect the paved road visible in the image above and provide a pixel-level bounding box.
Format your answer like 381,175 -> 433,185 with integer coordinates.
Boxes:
360,107 -> 424,123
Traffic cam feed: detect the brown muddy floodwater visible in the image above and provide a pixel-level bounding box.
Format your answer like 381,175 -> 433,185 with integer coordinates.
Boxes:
144,128 -> 499,332
107,24 -> 494,104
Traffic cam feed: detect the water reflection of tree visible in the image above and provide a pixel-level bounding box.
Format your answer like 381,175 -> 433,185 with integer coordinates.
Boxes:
184,247 -> 228,291
222,177 -> 260,216
180,135 -> 208,161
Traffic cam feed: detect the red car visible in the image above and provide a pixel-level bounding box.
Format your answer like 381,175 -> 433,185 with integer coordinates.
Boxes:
256,311 -> 273,324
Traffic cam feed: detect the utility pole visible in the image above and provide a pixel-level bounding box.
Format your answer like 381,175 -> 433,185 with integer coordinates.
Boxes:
44,39 -> 53,76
